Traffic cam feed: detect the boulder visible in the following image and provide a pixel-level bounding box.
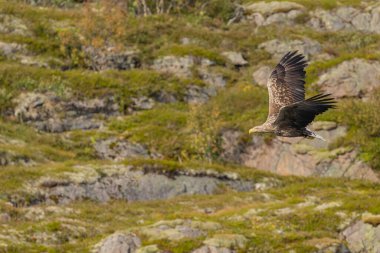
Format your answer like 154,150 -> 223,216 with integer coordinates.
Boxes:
36,165 -> 255,204
185,85 -> 211,104
341,218 -> 380,253
259,38 -> 322,60
203,234 -> 248,249
222,52 -> 248,66
244,1 -> 305,27
139,219 -> 220,241
94,138 -> 150,161
84,46 -> 141,71
244,1 -> 305,15
92,232 -> 141,253
309,6 -> 380,34
316,59 -> 380,98
131,96 -> 155,110
192,246 -> 234,253
252,66 -> 272,87
13,92 -> 119,132
152,56 -> 196,78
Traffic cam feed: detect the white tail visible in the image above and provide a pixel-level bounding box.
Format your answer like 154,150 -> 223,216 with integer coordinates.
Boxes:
309,131 -> 326,142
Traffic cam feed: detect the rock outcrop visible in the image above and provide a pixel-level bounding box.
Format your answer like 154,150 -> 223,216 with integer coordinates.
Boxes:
94,138 -> 151,161
252,65 -> 272,87
259,38 -> 322,60
35,165 -> 256,204
84,46 -> 141,71
221,122 -> 379,182
309,6 -> 380,34
139,219 -> 221,241
316,59 -> 380,98
341,215 -> 380,253
244,1 -> 305,27
13,92 -> 119,132
92,232 -> 141,253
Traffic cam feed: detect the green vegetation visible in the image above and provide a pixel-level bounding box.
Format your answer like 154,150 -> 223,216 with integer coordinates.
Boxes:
0,0 -> 380,252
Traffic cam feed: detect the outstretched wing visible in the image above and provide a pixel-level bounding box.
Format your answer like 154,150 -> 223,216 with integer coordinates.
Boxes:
266,51 -> 308,123
273,93 -> 336,129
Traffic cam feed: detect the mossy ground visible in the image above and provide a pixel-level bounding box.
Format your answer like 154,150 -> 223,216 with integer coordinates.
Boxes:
0,0 -> 380,252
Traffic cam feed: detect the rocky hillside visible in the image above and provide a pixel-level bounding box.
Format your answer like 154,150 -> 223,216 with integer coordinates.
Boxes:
0,0 -> 380,252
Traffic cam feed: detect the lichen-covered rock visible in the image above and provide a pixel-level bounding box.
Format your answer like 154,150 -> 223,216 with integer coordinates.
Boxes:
152,55 -> 196,78
244,1 -> 304,15
203,234 -> 248,249
94,138 -> 150,161
92,232 -> 141,253
222,52 -> 248,66
35,165 -> 255,204
84,46 -> 141,71
244,1 -> 305,27
220,122 -> 379,182
309,6 -> 380,34
316,59 -> 380,98
185,85 -> 211,104
130,96 -> 155,111
140,219 -> 220,241
252,66 -> 272,87
259,38 -> 322,60
13,92 -> 119,132
341,218 -> 380,253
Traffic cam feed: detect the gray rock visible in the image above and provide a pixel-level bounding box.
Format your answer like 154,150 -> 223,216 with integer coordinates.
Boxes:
316,59 -> 380,98
220,130 -> 243,163
198,69 -> 226,90
309,5 -> 380,34
152,56 -> 195,78
185,85 -> 211,104
36,165 -> 255,204
13,92 -> 119,132
259,38 -> 322,60
244,1 -> 305,27
94,138 -> 150,161
192,246 -> 234,253
244,1 -> 305,15
252,66 -> 272,87
222,52 -> 248,66
140,219 -> 220,241
341,218 -> 380,253
92,232 -> 141,253
84,46 -> 140,71
203,234 -> 248,249
237,122 -> 379,181
131,96 -> 155,110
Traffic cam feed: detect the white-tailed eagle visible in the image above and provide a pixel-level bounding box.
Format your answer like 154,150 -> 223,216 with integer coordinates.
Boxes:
249,51 -> 336,140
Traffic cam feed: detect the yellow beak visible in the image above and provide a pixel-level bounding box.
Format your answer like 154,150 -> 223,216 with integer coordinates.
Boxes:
248,128 -> 256,134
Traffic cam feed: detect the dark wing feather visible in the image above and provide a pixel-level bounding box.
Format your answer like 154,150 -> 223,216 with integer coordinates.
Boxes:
273,93 -> 336,129
266,51 -> 308,123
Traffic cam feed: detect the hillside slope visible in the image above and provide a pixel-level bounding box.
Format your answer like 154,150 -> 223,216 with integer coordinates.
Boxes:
0,0 -> 380,252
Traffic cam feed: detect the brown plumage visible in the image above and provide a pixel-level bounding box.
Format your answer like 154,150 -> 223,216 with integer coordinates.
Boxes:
249,51 -> 336,140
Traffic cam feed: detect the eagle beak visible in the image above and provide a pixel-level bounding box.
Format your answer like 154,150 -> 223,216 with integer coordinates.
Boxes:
248,128 -> 256,134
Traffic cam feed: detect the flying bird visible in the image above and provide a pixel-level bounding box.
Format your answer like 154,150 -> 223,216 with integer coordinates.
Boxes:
249,51 -> 336,140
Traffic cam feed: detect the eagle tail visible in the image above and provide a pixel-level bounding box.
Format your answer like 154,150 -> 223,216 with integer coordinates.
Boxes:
307,130 -> 326,142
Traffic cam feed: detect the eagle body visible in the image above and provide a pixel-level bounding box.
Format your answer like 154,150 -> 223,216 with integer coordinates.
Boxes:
249,51 -> 336,139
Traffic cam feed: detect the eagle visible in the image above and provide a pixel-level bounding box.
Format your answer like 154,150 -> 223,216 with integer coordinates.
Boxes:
249,51 -> 336,140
